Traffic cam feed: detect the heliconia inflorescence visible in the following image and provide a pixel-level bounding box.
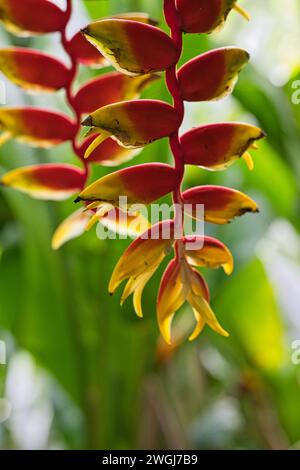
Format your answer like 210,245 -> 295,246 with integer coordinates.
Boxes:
0,0 -> 265,345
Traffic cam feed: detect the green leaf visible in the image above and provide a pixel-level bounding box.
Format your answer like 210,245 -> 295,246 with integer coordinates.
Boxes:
213,258 -> 287,371
244,140 -> 298,221
83,0 -> 110,19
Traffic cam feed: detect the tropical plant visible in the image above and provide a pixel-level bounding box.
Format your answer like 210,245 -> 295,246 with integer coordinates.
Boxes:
0,0 -> 265,344
2,0 -> 300,452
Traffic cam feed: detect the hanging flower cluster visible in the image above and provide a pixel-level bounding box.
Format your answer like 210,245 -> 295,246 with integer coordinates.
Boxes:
0,0 -> 265,344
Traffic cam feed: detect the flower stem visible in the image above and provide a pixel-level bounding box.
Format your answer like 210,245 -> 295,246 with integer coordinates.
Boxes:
164,0 -> 185,258
60,0 -> 90,186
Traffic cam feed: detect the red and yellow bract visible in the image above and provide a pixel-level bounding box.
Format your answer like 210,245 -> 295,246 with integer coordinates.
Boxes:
1,164 -> 86,200
181,122 -> 265,170
175,0 -> 249,34
182,185 -> 259,225
82,19 -> 178,76
0,108 -> 76,148
0,47 -> 71,92
77,163 -> 179,207
178,47 -> 249,102
0,0 -> 67,36
74,72 -> 157,115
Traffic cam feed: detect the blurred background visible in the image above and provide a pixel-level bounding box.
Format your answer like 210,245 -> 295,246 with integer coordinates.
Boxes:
0,0 -> 300,450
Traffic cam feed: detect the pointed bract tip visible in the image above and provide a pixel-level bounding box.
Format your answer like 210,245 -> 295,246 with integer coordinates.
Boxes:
234,4 -> 251,22
242,151 -> 254,171
81,115 -> 93,127
80,27 -> 89,35
223,258 -> 234,276
149,17 -> 159,26
244,205 -> 259,215
84,132 -> 111,159
160,323 -> 172,345
108,279 -> 117,296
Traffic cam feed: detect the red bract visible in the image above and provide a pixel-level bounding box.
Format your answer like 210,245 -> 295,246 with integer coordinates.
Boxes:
0,108 -> 76,148
0,0 -> 265,345
182,185 -> 259,224
1,164 -> 86,200
74,72 -> 157,115
82,100 -> 182,155
68,32 -> 107,68
178,47 -> 249,102
175,0 -> 248,34
68,12 -> 158,68
76,163 -> 179,206
183,236 -> 234,275
82,19 -> 178,76
0,0 -> 66,36
0,48 -> 71,92
181,122 -> 265,170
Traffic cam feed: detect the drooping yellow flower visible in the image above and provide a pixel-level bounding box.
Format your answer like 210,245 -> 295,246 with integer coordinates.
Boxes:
157,253 -> 229,344
109,220 -> 174,318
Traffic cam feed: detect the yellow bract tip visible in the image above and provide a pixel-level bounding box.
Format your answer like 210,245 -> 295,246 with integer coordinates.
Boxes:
85,201 -> 101,211
234,4 -> 251,22
133,286 -> 145,318
84,132 -> 111,159
188,318 -> 205,342
242,151 -> 254,171
83,128 -> 96,138
223,260 -> 234,276
157,314 -> 173,344
0,131 -> 11,147
85,213 -> 99,231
